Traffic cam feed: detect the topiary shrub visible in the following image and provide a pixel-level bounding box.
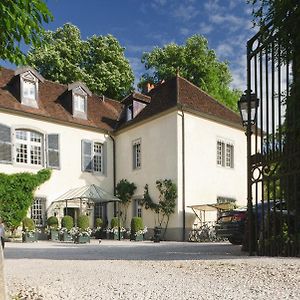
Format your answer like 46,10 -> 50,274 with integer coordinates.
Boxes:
61,215 -> 73,230
111,217 -> 122,228
47,216 -> 58,229
77,215 -> 89,230
95,218 -> 103,228
22,217 -> 35,231
131,217 -> 144,234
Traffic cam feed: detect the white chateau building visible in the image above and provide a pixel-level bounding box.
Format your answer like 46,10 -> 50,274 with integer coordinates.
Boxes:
0,67 -> 247,240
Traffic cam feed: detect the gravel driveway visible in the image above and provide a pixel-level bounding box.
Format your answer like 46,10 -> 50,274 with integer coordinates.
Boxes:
3,240 -> 300,300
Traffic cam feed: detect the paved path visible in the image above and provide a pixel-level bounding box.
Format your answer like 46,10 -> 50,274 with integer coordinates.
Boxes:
3,240 -> 300,300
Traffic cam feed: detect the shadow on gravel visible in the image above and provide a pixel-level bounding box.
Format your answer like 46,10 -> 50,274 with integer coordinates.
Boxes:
4,241 -> 248,261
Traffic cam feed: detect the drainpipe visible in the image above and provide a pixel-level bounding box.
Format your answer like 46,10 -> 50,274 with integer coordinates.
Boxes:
108,134 -> 120,240
180,106 -> 186,241
108,134 -> 116,197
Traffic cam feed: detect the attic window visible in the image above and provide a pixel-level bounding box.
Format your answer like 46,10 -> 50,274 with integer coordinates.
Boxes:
74,93 -> 86,113
68,82 -> 91,120
20,72 -> 38,108
72,87 -> 87,119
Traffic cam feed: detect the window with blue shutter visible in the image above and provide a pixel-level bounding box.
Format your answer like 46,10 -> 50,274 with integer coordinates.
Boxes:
0,124 -> 12,164
47,134 -> 60,169
82,140 -> 92,172
82,140 -> 107,175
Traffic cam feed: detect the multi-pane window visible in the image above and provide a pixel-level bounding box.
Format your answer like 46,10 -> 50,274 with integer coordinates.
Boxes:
226,144 -> 234,168
93,142 -> 103,173
82,140 -> 105,174
31,197 -> 46,227
16,130 -> 43,166
133,139 -> 141,169
134,200 -> 143,218
217,139 -> 234,169
94,203 -> 107,225
74,94 -> 86,113
217,140 -> 225,166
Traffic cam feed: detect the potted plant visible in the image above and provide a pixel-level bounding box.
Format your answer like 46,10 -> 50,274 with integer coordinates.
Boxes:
59,215 -> 73,242
130,217 -> 147,241
93,218 -> 103,239
22,217 -> 38,242
73,215 -> 91,244
110,217 -> 124,240
47,216 -> 59,241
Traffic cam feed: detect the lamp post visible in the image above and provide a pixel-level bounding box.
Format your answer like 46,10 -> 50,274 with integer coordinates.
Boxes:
238,90 -> 259,255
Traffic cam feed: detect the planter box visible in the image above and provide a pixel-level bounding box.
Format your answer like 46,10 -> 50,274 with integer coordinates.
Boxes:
49,229 -> 59,241
109,232 -> 124,240
59,232 -> 73,242
74,235 -> 90,244
22,232 -> 37,243
130,234 -> 143,241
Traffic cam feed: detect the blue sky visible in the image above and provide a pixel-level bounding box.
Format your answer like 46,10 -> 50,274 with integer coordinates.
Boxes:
2,0 -> 257,90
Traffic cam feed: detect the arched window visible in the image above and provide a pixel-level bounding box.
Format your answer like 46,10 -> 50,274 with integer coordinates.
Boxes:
15,130 -> 43,166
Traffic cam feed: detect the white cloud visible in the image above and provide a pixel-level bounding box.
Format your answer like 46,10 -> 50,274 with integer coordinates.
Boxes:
180,28 -> 191,36
173,4 -> 199,21
204,0 -> 222,13
216,43 -> 233,58
198,22 -> 214,35
126,44 -> 153,54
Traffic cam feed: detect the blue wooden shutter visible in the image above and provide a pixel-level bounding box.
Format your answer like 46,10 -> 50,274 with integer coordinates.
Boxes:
47,134 -> 60,169
81,140 -> 92,172
0,124 -> 12,163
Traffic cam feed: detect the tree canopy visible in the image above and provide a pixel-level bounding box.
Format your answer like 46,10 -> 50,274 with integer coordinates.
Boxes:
0,0 -> 53,65
27,23 -> 134,100
0,169 -> 51,232
139,35 -> 241,111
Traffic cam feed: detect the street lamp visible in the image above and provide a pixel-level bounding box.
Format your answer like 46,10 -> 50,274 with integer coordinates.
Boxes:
238,90 -> 259,126
238,90 -> 259,256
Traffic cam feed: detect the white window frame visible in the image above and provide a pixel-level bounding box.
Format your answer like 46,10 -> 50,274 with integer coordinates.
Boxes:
15,129 -> 44,167
217,138 -> 234,169
93,142 -> 103,174
133,139 -> 141,170
72,87 -> 87,119
31,197 -> 46,227
20,72 -> 38,108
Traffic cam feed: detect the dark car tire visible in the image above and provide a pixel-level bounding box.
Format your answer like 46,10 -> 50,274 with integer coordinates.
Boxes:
228,237 -> 243,245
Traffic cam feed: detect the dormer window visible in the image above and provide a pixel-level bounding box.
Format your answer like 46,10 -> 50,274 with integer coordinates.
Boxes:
23,80 -> 36,100
68,82 -> 92,120
74,93 -> 86,113
127,104 -> 133,121
15,67 -> 45,109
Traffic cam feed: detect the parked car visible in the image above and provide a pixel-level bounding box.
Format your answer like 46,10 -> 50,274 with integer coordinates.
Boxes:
216,201 -> 280,245
215,206 -> 247,245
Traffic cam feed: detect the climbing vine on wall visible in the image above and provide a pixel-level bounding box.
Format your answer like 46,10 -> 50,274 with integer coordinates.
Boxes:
142,179 -> 177,238
0,169 -> 51,232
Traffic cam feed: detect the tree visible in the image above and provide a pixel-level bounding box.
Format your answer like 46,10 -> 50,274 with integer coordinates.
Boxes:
0,0 -> 53,65
142,179 -> 177,239
0,169 -> 51,233
27,23 -> 134,100
115,179 -> 136,227
139,35 -> 241,111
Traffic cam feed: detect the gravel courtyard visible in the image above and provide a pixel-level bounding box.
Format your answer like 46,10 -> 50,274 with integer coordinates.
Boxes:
3,240 -> 300,300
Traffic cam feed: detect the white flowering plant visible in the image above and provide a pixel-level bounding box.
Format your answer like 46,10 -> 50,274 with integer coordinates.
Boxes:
70,226 -> 92,237
134,226 -> 148,237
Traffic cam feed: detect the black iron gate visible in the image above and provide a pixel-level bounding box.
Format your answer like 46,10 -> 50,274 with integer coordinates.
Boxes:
246,22 -> 300,256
